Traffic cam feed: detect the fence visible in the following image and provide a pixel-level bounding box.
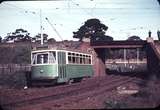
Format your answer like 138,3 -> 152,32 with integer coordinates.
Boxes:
0,64 -> 31,88
0,64 -> 31,74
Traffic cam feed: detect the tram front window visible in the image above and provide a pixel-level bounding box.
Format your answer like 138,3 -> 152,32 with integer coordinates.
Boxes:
37,54 -> 48,64
49,52 -> 56,63
31,51 -> 56,65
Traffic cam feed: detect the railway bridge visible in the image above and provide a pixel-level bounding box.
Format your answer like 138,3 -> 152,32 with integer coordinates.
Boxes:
90,37 -> 160,78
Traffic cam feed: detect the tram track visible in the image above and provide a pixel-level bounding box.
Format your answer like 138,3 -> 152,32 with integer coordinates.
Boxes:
0,75 -> 117,105
1,75 -> 117,106
1,74 -> 143,110
20,77 -> 142,110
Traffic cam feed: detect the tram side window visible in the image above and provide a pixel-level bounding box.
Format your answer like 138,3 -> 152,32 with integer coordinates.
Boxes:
72,56 -> 76,63
76,54 -> 80,64
84,55 -> 91,64
68,52 -> 92,64
82,55 -> 85,64
68,52 -> 76,64
85,55 -> 89,64
89,56 -> 91,64
68,56 -> 72,63
37,54 -> 48,64
72,53 -> 75,63
68,52 -> 72,63
80,54 -> 83,64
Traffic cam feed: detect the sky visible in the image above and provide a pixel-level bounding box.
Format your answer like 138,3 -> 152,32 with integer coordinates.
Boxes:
0,0 -> 160,41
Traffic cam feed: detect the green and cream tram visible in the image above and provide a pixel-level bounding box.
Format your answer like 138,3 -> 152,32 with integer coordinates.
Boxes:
30,47 -> 93,85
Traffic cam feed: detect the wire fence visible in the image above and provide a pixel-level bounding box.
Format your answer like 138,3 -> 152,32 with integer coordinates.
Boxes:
0,64 -> 31,74
0,64 -> 31,88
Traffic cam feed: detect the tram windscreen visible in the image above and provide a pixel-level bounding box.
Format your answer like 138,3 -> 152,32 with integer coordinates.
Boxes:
31,51 -> 56,64
37,54 -> 48,64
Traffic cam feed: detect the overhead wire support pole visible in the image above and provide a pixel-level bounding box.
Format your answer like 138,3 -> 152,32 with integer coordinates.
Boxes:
40,9 -> 43,45
136,48 -> 139,65
124,48 -> 127,67
45,17 -> 63,41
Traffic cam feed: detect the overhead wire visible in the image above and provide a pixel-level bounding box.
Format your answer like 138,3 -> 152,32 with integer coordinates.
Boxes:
3,2 -> 38,14
70,0 -> 93,17
2,0 -> 160,41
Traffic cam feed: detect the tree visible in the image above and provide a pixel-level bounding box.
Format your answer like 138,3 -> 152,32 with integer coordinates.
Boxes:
4,28 -> 32,42
93,35 -> 113,41
32,33 -> 48,43
48,38 -> 56,43
158,0 -> 160,5
127,35 -> 142,41
73,18 -> 112,41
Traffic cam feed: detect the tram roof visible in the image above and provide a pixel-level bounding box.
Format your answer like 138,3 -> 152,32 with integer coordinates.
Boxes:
32,45 -> 92,54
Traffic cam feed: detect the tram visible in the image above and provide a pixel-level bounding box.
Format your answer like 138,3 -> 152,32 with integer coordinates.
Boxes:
28,46 -> 93,86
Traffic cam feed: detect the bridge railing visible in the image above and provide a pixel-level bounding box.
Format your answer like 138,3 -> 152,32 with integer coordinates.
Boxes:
90,37 -> 146,47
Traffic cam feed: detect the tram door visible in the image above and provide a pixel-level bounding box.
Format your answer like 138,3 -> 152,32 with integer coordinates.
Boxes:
58,51 -> 67,81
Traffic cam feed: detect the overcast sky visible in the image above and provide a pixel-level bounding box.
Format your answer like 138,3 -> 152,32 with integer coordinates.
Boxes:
0,0 -> 160,41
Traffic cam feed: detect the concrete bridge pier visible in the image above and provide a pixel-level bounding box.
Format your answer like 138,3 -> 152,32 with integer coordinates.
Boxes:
94,48 -> 106,76
146,37 -> 160,79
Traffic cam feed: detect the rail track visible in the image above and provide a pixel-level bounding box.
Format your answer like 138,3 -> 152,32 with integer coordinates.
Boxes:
0,75 -> 116,104
1,74 -> 143,110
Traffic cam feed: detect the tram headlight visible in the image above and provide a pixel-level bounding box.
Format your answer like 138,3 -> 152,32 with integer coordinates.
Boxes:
40,69 -> 44,74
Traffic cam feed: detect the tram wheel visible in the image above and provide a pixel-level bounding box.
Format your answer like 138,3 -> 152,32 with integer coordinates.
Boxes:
74,78 -> 83,82
67,79 -> 73,84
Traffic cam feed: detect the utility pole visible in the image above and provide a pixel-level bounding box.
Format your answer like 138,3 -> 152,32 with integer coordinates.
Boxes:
136,48 -> 139,65
124,49 -> 126,67
40,9 -> 43,45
